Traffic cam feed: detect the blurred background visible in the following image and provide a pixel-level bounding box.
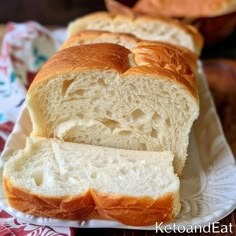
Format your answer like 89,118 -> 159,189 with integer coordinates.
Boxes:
0,0 -> 106,25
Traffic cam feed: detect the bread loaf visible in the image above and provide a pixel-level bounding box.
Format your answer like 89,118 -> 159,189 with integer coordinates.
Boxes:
26,43 -> 199,175
67,11 -> 203,55
131,0 -> 236,17
61,30 -> 198,73
3,137 -> 180,226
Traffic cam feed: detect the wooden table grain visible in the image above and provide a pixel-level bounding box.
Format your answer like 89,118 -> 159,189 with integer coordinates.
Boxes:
0,24 -> 235,235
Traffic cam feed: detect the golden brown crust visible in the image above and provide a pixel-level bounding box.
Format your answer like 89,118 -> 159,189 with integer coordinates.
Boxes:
28,43 -> 131,94
28,43 -> 198,101
137,41 -> 198,70
92,190 -> 175,226
133,0 -> 236,17
3,178 -> 95,220
61,30 -> 198,72
105,0 -> 135,17
131,44 -> 197,97
69,11 -> 203,55
4,178 -> 177,225
126,65 -> 197,100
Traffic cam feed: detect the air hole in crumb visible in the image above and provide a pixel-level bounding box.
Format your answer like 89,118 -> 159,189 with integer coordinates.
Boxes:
97,78 -> 107,87
138,125 -> 145,132
75,89 -> 84,96
76,112 -> 83,118
150,128 -> 158,138
152,112 -> 160,121
32,171 -> 43,186
119,130 -> 131,136
61,80 -> 73,96
69,88 -> 85,97
140,143 -> 147,150
166,118 -> 171,127
60,97 -> 77,103
101,118 -> 119,131
131,109 -> 145,120
185,105 -> 189,112
106,110 -> 112,116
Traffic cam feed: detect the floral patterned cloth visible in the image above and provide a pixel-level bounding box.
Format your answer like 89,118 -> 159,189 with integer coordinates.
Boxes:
0,210 -> 74,236
0,22 -> 74,236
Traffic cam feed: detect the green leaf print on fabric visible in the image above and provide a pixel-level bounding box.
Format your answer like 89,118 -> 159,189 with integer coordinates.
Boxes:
10,71 -> 17,83
0,113 -> 7,123
33,47 -> 48,67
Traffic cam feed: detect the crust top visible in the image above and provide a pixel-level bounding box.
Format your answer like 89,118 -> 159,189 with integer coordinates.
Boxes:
28,43 -> 198,101
61,30 -> 198,72
133,0 -> 236,17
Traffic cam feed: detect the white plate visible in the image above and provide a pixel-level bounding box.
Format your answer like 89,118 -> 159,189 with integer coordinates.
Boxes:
0,66 -> 236,230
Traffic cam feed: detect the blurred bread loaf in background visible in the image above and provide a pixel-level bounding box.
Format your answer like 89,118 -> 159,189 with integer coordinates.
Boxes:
105,0 -> 236,45
68,11 -> 203,55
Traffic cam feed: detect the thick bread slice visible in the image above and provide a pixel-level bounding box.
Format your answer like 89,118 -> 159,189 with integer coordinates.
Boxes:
26,43 -> 199,175
3,137 -> 180,226
61,30 -> 198,73
67,11 -> 203,55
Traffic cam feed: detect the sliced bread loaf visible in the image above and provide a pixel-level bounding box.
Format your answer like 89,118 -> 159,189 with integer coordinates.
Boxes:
67,11 -> 203,55
61,30 -> 198,73
3,137 -> 180,226
131,0 -> 236,17
26,43 -> 199,175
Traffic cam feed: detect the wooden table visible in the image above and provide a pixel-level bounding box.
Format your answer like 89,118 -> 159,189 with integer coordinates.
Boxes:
0,24 -> 235,235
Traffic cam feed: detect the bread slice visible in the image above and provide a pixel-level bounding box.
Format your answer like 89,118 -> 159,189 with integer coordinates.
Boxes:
26,43 -> 199,175
67,11 -> 203,55
3,137 -> 180,226
61,30 -> 198,73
